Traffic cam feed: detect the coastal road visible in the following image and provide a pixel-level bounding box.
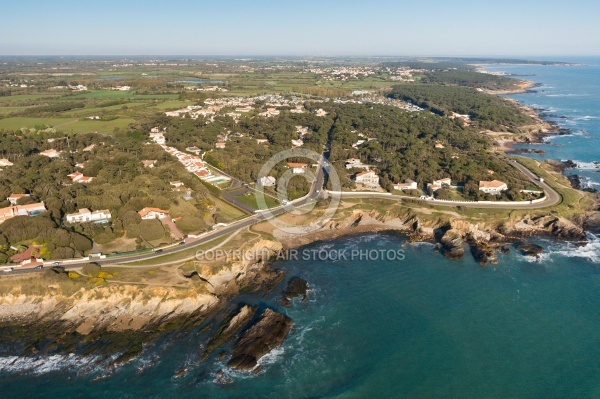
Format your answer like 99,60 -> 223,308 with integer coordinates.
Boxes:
332,158 -> 561,210
5,162 -> 326,275
3,154 -> 556,275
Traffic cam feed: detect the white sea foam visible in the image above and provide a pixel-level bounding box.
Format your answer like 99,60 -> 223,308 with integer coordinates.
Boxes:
572,115 -> 598,121
0,353 -> 104,375
546,93 -> 590,97
551,235 -> 600,263
561,160 -> 600,171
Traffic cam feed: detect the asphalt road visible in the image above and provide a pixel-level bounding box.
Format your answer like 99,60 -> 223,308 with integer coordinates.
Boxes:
4,155 -> 558,275
335,159 -> 561,210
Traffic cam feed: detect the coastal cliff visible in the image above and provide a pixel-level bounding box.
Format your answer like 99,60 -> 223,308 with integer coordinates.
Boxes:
0,200 -> 594,367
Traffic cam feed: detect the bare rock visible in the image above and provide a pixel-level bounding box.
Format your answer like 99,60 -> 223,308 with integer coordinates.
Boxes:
227,309 -> 292,372
439,230 -> 464,260
282,277 -> 309,307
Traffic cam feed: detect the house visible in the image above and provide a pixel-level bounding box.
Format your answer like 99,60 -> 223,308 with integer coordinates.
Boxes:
352,140 -> 366,148
291,139 -> 304,147
345,158 -> 362,167
39,149 -> 61,158
150,133 -> 166,145
0,159 -> 13,167
66,208 -> 112,224
83,144 -> 96,152
287,162 -> 308,174
435,142 -> 445,149
258,176 -> 276,187
427,177 -> 452,192
316,108 -> 328,117
75,162 -> 85,169
142,160 -> 157,168
170,181 -> 185,188
138,207 -> 169,220
345,158 -> 370,170
0,202 -> 46,224
186,146 -> 201,154
256,138 -> 269,145
216,142 -> 226,149
354,170 -> 380,186
394,179 -> 418,191
479,180 -> 508,195
7,194 -> 30,205
67,171 -> 94,183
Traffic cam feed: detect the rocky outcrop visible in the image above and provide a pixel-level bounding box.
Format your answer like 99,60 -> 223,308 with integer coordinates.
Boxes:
515,242 -> 544,257
439,230 -> 465,260
502,215 -> 586,241
201,304 -> 258,361
227,308 -> 292,372
469,241 -> 496,265
282,277 -> 309,306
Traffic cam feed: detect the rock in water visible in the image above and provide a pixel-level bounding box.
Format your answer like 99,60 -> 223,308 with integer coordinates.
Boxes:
469,241 -> 495,265
516,242 -> 544,257
201,304 -> 258,361
227,308 -> 292,372
439,230 -> 464,260
282,277 -> 309,306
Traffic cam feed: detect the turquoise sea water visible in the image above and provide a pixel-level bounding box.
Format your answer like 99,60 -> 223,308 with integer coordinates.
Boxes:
486,57 -> 600,188
1,58 -> 600,398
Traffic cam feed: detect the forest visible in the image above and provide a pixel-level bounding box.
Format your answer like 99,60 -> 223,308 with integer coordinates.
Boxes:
388,84 -> 535,131
0,130 -> 215,262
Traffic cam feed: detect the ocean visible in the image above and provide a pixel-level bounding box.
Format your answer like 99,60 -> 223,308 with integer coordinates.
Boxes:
486,57 -> 600,189
1,58 -> 600,398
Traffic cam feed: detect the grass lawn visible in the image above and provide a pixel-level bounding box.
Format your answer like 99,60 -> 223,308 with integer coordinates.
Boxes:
0,116 -> 135,133
235,192 -> 279,209
212,197 -> 248,222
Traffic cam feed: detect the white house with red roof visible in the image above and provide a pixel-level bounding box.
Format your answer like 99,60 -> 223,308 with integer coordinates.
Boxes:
138,207 -> 169,220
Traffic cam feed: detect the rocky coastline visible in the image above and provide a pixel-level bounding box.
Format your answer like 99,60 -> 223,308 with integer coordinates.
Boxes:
0,196 -> 597,375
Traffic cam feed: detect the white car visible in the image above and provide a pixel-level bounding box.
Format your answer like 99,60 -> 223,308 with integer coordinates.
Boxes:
3,268 -> 13,273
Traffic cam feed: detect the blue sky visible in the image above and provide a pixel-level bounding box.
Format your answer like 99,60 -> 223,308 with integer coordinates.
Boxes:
2,0 -> 599,56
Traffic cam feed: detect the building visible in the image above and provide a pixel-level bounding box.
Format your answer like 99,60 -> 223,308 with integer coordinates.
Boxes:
427,177 -> 452,192
256,138 -> 269,145
0,202 -> 46,224
66,208 -> 112,224
142,160 -> 157,168
345,158 -> 370,170
7,194 -> 30,205
67,171 -> 94,183
216,142 -> 226,149
82,144 -> 96,152
258,176 -> 276,187
170,181 -> 185,188
479,180 -> 508,195
354,170 -> 380,186
0,159 -> 13,167
150,133 -> 166,145
291,139 -> 304,147
186,146 -> 201,154
394,179 -> 417,191
39,149 -> 61,158
287,162 -> 308,174
352,140 -> 366,149
138,207 -> 169,220
435,142 -> 445,149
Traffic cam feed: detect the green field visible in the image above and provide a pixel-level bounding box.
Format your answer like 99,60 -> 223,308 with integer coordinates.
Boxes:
0,116 -> 135,133
235,192 -> 280,209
